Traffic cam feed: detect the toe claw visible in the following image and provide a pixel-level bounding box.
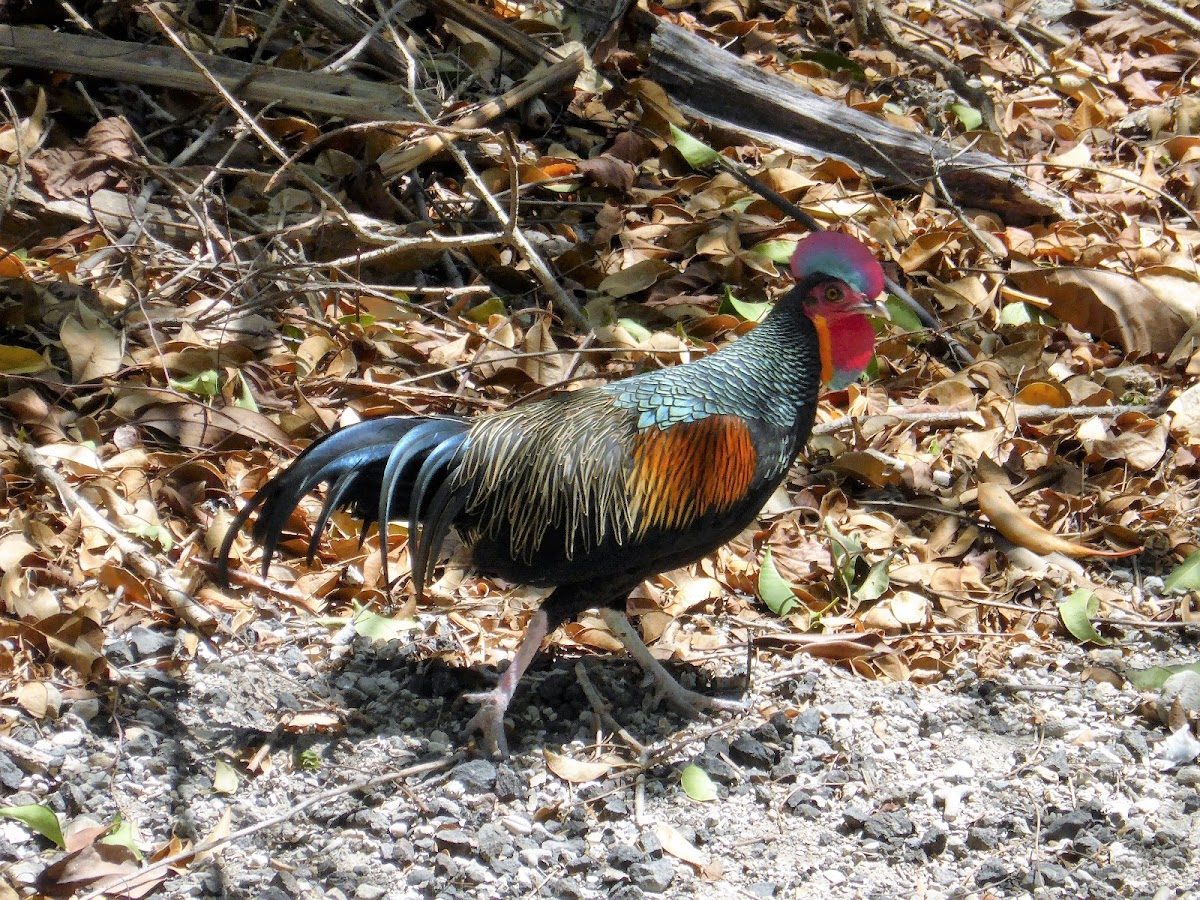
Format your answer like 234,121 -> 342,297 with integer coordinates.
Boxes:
656,681 -> 747,717
464,690 -> 510,758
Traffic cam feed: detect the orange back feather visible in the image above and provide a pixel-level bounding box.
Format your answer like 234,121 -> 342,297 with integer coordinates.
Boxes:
627,416 -> 758,535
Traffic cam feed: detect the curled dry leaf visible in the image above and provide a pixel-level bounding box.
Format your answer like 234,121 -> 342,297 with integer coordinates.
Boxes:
977,482 -> 1141,559
543,749 -> 615,784
655,822 -> 711,871
861,590 -> 929,633
60,312 -> 124,383
1007,266 -> 1188,356
1076,412 -> 1168,471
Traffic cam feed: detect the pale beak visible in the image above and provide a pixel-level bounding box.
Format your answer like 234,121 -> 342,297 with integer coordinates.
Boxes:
850,291 -> 891,320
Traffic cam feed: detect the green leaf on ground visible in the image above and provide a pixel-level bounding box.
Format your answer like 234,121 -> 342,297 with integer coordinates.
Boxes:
681,764 -> 718,802
669,124 -> 721,169
758,547 -> 799,616
0,804 -> 65,848
1058,589 -> 1110,645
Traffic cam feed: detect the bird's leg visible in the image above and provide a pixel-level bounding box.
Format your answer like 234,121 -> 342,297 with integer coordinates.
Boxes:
598,607 -> 747,715
463,607 -> 549,758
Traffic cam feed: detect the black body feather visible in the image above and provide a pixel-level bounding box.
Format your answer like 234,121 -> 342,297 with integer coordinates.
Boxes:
217,281 -> 825,633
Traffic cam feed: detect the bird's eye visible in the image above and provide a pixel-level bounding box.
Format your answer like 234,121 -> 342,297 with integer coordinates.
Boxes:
824,285 -> 844,303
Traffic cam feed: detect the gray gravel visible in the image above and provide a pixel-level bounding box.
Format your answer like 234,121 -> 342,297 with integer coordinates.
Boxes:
3,618 -> 1199,899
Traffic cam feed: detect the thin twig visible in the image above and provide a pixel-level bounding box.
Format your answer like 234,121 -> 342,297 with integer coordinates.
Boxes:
575,661 -> 648,755
1121,0 -> 1200,40
19,444 -> 217,632
77,757 -> 456,900
814,393 -> 1171,436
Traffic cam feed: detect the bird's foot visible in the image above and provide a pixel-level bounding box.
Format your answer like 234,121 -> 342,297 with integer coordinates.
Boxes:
597,607 -> 747,719
463,689 -> 510,759
651,673 -> 748,718
460,608 -> 551,760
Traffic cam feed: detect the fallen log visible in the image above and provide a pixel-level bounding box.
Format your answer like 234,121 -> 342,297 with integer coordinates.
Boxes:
648,22 -> 1067,224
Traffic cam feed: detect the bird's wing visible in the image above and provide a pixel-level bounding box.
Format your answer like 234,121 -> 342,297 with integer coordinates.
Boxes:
455,387 -> 764,565
455,389 -> 637,563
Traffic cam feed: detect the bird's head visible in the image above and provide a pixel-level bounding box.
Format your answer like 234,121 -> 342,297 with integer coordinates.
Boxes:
790,232 -> 889,388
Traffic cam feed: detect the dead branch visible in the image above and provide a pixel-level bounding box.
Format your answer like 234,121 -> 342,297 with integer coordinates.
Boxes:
814,396 -> 1171,436
646,21 -> 1066,223
19,444 -> 217,633
377,48 -> 587,178
0,25 -> 417,121
300,0 -> 416,73
437,0 -> 567,65
1121,0 -> 1200,40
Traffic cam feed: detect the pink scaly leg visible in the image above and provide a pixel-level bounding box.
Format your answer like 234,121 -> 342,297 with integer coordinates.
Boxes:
463,607 -> 549,758
598,607 -> 747,715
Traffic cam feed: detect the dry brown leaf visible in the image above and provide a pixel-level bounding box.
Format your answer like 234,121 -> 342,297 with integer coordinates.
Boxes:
977,483 -> 1140,559
655,822 -> 709,869
1015,382 -> 1071,407
1007,266 -> 1187,356
517,317 -> 565,386
599,259 -> 675,297
1076,412 -> 1168,470
544,750 -> 614,783
0,533 -> 35,572
577,155 -> 635,191
14,681 -> 54,718
60,312 -> 124,383
35,843 -> 152,898
135,403 -> 290,451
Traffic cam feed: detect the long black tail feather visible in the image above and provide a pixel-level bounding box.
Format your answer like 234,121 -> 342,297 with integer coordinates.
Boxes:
216,415 -> 470,594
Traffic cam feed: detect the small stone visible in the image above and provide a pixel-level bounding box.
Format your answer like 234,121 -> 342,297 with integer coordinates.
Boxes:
629,858 -> 674,893
609,885 -> 644,900
451,759 -> 497,791
1043,809 -> 1094,842
920,825 -> 948,857
546,876 -> 586,899
639,831 -> 663,857
70,699 -> 100,721
1161,671 -> 1200,717
730,736 -> 773,769
1119,730 -> 1149,761
975,859 -> 1009,885
477,824 -> 510,861
793,708 -> 822,737
1174,766 -> 1200,786
695,753 -> 737,785
842,806 -> 871,831
966,827 -> 998,851
1033,862 -> 1070,887
942,759 -> 974,781
434,827 -> 472,850
0,755 -> 22,791
863,812 -> 915,842
354,886 -> 386,900
50,730 -> 83,749
499,815 -> 532,837
128,626 -> 175,659
405,867 -> 433,887
494,764 -> 523,801
608,845 -> 648,868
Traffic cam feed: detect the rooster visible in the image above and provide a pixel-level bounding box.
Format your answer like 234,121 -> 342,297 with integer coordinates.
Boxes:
217,232 -> 888,756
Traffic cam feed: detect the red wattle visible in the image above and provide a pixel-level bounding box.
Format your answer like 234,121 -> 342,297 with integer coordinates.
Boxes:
827,314 -> 877,387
